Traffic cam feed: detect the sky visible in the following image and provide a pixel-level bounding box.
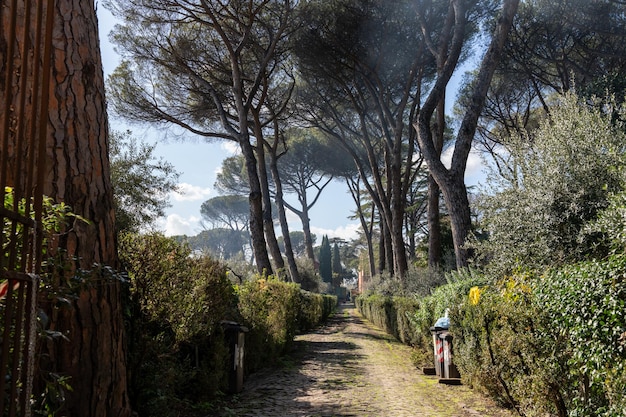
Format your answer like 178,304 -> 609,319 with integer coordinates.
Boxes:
96,6 -> 486,242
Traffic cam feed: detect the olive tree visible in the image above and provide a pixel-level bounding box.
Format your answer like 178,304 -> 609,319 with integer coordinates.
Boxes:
474,93 -> 626,275
110,130 -> 180,233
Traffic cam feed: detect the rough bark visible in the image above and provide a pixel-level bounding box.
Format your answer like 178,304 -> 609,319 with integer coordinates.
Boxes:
346,176 -> 376,279
427,98 -> 446,268
280,184 -> 317,264
427,175 -> 442,267
34,1 -> 131,415
300,205 -> 316,263
239,138 -> 273,275
268,153 -> 300,283
378,226 -> 386,275
389,132 -> 409,279
252,125 -> 285,276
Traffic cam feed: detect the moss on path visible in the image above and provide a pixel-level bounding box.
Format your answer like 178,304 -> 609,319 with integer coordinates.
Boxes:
217,303 -> 515,417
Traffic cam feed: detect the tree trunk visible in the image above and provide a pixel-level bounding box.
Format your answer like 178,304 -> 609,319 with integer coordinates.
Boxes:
378,228 -> 385,275
253,128 -> 285,276
389,148 -> 408,280
300,205 -> 316,263
239,138 -> 273,275
378,215 -> 393,274
427,175 -> 442,267
268,152 -> 301,283
346,176 -> 376,279
438,174 -> 473,268
415,0 -> 519,268
428,98 -> 445,268
281,199 -> 317,264
34,1 -> 131,415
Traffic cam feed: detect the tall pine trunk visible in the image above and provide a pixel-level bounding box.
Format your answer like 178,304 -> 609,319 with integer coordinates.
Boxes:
268,152 -> 301,283
253,131 -> 285,275
239,138 -> 273,275
427,175 -> 442,267
427,99 -> 445,268
34,1 -> 131,415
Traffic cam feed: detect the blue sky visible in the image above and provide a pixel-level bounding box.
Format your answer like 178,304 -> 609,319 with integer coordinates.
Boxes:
96,6 -> 486,241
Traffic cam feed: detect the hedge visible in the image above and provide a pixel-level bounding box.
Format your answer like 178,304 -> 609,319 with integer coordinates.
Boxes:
355,294 -> 420,346
356,260 -> 626,417
451,260 -> 626,417
120,233 -> 337,416
235,277 -> 337,373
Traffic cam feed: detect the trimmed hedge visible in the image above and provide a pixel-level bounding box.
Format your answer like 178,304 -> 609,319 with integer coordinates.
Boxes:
355,294 -> 420,346
450,261 -> 626,417
356,271 -> 487,358
356,262 -> 626,416
119,233 -> 237,416
298,290 -> 337,332
235,277 -> 337,373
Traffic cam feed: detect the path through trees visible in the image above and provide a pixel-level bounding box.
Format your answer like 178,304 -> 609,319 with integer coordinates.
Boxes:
217,304 -> 514,417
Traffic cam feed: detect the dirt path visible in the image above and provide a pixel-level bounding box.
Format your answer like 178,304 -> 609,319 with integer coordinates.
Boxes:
217,303 -> 515,417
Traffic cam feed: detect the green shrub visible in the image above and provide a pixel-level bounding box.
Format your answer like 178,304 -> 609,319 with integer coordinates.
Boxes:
451,273 -> 561,416
119,232 -> 236,416
236,277 -> 336,372
296,257 -> 330,293
409,268 -> 489,360
355,294 -> 420,346
536,256 -> 626,416
363,265 -> 446,298
392,296 -> 421,345
297,291 -> 337,331
298,290 -> 323,331
236,277 -> 301,371
452,259 -> 626,417
321,292 -> 337,321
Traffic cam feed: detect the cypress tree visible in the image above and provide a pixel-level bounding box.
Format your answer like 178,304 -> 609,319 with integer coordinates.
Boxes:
332,242 -> 343,288
319,235 -> 332,283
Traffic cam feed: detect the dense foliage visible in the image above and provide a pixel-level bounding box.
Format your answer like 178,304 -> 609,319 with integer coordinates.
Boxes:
473,94 -> 626,275
117,233 -> 336,416
118,233 -> 236,415
319,235 -> 332,283
355,294 -> 420,346
237,277 -> 336,372
451,258 -> 626,417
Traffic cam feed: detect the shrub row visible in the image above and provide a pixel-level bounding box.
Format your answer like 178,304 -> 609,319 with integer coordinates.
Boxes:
236,278 -> 336,373
298,289 -> 337,331
451,258 -> 626,417
119,233 -> 337,417
355,294 -> 420,346
355,269 -> 487,358
359,262 -> 625,416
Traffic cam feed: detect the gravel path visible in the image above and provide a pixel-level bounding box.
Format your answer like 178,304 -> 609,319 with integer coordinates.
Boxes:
217,303 -> 515,417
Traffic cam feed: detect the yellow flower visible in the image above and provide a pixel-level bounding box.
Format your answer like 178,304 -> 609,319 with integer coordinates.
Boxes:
469,286 -> 481,305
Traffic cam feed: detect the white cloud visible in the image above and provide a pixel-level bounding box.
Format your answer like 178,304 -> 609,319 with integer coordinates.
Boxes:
172,183 -> 212,202
221,141 -> 240,155
285,209 -> 301,224
440,147 -> 486,186
311,223 -> 360,241
157,214 -> 202,236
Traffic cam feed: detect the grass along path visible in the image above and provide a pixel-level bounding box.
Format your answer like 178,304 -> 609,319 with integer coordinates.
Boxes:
217,303 -> 515,417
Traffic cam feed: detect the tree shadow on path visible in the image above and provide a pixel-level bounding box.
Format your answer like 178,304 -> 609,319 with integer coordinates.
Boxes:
216,304 -> 372,416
